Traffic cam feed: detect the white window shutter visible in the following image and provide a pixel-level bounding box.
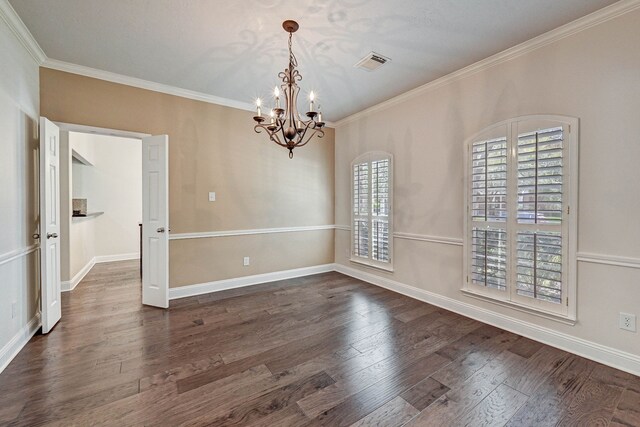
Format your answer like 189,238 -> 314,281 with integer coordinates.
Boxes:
352,153 -> 393,266
465,117 -> 574,317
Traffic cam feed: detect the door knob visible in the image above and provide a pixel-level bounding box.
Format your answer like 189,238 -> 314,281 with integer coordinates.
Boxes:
156,227 -> 165,233
47,233 -> 58,239
32,233 -> 40,239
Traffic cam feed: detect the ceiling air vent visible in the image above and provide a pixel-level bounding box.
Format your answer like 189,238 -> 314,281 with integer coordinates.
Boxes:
354,52 -> 390,71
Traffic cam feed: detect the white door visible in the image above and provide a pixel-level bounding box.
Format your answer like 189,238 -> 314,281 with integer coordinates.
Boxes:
40,118 -> 62,333
142,135 -> 169,308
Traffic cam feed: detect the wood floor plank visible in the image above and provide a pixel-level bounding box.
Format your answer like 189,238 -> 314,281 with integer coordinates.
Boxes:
349,396 -> 419,427
506,336 -> 544,359
505,354 -> 596,427
400,377 -> 450,411
611,388 -> 640,427
404,350 -> 525,426
502,345 -> 569,395
431,330 -> 521,389
309,352 -> 450,426
555,378 -> 623,426
1,261 -> 637,427
10,379 -> 140,426
181,371 -> 334,426
454,383 -> 528,427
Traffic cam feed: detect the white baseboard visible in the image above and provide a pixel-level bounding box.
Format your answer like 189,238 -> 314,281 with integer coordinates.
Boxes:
0,312 -> 41,374
61,258 -> 96,292
334,263 -> 640,377
94,252 -> 140,263
61,253 -> 140,291
169,264 -> 336,300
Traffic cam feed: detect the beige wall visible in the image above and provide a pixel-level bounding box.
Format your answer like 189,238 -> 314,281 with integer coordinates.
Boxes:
335,9 -> 640,357
40,69 -> 335,286
0,12 -> 40,364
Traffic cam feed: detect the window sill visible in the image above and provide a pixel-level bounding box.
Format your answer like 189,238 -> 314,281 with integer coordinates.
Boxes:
461,288 -> 576,326
349,258 -> 394,273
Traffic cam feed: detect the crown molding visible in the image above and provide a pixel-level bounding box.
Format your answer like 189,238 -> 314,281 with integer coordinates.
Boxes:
335,0 -> 640,127
42,58 -> 259,113
0,0 -> 46,64
42,58 -> 337,127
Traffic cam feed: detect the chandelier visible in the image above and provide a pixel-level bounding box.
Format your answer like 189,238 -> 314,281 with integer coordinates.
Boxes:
253,20 -> 325,158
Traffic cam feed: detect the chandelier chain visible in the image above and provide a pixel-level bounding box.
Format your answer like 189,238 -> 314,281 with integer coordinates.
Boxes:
288,32 -> 298,69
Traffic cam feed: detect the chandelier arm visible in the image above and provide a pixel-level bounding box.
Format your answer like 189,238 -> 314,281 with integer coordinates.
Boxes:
294,126 -> 309,146
297,129 -> 325,148
267,131 -> 288,147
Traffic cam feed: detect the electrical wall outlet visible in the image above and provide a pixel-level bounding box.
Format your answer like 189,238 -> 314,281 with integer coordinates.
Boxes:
619,312 -> 636,332
208,192 -> 216,202
243,257 -> 250,266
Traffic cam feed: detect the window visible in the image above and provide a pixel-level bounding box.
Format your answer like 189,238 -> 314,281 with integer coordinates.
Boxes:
464,116 -> 578,319
352,152 -> 393,270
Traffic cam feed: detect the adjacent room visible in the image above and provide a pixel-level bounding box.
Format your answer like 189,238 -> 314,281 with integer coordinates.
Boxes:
0,0 -> 639,425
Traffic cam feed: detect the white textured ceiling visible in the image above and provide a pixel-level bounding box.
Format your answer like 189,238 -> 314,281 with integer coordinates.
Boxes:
11,0 -> 617,121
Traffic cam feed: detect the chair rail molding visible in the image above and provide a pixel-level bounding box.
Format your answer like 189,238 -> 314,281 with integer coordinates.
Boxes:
169,225 -> 336,240
577,252 -> 640,269
0,245 -> 38,266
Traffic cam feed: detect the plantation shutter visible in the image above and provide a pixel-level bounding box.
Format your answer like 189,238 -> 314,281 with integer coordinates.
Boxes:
353,163 -> 369,258
470,137 -> 508,291
352,153 -> 393,267
466,117 -> 574,317
515,127 -> 565,304
371,159 -> 390,262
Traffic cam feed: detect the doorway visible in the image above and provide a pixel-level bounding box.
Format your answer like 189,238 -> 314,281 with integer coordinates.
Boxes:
38,120 -> 169,333
61,129 -> 143,290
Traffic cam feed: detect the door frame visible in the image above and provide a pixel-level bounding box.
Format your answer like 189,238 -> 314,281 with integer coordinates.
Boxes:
54,122 -> 169,307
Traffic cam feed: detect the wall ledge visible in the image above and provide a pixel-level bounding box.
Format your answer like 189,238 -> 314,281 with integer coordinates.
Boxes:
0,312 -> 40,375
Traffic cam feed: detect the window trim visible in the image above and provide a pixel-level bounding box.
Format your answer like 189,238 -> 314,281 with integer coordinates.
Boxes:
463,115 -> 579,321
350,151 -> 394,271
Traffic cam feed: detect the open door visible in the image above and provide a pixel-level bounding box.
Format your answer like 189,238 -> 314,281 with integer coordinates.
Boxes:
40,118 -> 62,333
142,135 -> 169,308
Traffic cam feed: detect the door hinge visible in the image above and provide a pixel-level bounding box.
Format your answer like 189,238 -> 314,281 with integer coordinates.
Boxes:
566,297 -> 569,307
567,206 -> 570,215
466,275 -> 469,283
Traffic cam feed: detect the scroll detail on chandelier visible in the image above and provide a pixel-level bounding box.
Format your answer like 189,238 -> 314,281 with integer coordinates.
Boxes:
253,20 -> 325,159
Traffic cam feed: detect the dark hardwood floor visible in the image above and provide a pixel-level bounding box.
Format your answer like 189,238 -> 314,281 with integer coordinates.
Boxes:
1,260 -> 639,426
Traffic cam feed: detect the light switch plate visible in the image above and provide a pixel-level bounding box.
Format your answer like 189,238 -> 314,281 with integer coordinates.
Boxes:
243,257 -> 250,266
208,192 -> 216,202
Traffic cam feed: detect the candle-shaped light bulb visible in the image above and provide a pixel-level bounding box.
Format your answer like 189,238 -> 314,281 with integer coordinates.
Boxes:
256,98 -> 262,117
274,86 -> 280,109
309,91 -> 315,112
270,109 -> 275,124
318,111 -> 323,123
